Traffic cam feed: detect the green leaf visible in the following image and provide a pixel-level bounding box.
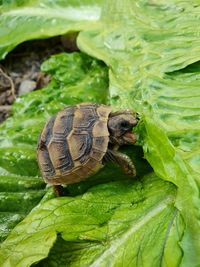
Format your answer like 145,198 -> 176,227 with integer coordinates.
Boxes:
0,0 -> 200,266
0,172 -> 45,242
0,52 -> 109,242
0,174 -> 183,267
0,0 -> 104,59
77,0 -> 200,265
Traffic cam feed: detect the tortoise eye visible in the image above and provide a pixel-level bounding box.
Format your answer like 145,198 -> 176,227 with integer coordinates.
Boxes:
120,121 -> 130,129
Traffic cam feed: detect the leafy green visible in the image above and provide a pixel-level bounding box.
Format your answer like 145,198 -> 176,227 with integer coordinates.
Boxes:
0,52 -> 109,243
0,0 -> 104,59
0,175 -> 182,267
77,1 -> 200,265
0,0 -> 200,266
0,51 -> 183,267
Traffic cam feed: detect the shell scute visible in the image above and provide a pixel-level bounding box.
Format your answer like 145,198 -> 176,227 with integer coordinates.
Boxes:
48,138 -> 74,173
73,105 -> 98,129
67,132 -> 92,162
93,136 -> 109,152
37,103 -> 112,185
53,107 -> 75,136
92,120 -> 109,137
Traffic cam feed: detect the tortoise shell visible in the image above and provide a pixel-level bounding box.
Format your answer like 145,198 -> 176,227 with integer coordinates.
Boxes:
37,103 -> 112,185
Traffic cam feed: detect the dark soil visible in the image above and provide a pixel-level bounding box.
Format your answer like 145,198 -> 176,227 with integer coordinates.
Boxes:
0,34 -> 78,123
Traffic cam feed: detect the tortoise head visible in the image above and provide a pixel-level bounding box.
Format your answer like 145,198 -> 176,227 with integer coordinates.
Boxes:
108,111 -> 138,146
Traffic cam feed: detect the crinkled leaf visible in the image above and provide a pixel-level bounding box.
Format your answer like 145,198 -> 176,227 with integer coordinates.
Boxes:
0,175 -> 183,267
0,51 -> 182,267
77,1 -> 200,265
0,52 -> 109,242
0,0 -> 200,266
0,0 -> 104,59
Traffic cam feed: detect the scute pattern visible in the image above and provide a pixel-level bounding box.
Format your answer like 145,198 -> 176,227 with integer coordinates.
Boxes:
37,103 -> 112,185
40,115 -> 56,146
73,105 -> 98,129
37,149 -> 55,177
68,133 -> 92,163
53,107 -> 75,135
48,139 -> 73,172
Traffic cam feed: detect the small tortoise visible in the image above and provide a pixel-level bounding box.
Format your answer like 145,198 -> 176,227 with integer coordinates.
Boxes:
37,103 -> 138,196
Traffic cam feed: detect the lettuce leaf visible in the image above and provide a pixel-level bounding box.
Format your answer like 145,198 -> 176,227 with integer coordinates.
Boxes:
0,51 -> 183,267
0,0 -> 104,59
0,51 -> 185,267
78,1 -> 200,265
0,52 -> 109,243
0,0 -> 200,267
0,174 -> 182,267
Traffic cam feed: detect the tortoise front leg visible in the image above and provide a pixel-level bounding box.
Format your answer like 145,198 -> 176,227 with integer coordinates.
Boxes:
53,185 -> 66,197
103,149 -> 136,177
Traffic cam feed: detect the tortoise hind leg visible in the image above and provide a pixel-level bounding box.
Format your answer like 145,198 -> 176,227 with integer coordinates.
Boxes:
103,149 -> 136,177
53,185 -> 66,197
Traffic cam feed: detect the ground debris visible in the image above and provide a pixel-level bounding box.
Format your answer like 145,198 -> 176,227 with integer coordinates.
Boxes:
0,68 -> 15,121
0,35 -> 78,123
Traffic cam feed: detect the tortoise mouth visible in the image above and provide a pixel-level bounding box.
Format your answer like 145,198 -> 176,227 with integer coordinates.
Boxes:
123,132 -> 137,144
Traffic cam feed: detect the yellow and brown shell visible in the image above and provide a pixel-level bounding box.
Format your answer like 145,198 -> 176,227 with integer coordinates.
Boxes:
37,103 -> 112,185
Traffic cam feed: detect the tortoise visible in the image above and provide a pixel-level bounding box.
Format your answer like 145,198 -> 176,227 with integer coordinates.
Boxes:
37,103 -> 138,196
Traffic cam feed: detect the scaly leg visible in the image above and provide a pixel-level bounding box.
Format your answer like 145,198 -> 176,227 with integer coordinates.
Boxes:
103,149 -> 136,177
53,185 -> 65,197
